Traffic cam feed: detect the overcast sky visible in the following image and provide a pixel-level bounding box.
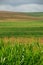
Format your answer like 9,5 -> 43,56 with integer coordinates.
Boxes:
0,0 -> 43,12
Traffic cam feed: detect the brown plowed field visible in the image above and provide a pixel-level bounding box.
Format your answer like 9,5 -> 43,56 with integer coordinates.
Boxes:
0,11 -> 43,20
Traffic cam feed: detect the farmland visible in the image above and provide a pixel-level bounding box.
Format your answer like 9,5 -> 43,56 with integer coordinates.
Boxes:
0,12 -> 43,65
0,40 -> 43,65
0,20 -> 43,37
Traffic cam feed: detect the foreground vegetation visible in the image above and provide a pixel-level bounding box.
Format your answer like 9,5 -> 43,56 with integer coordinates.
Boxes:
0,39 -> 43,65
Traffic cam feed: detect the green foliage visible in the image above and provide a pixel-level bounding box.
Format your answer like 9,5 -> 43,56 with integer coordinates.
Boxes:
0,27 -> 43,37
24,12 -> 43,17
0,40 -> 43,65
0,20 -> 43,37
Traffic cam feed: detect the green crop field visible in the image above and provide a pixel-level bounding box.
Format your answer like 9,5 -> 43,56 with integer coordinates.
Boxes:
0,40 -> 43,65
0,20 -> 43,37
0,12 -> 43,65
24,12 -> 43,17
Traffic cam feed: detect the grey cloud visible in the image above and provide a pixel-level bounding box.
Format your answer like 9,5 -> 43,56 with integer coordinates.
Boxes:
0,4 -> 43,12
0,0 -> 43,12
0,0 -> 43,5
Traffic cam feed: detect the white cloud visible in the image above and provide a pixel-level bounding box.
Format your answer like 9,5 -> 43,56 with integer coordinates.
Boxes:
0,4 -> 43,12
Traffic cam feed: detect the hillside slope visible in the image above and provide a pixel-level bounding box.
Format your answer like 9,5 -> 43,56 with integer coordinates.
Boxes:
0,11 -> 43,20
